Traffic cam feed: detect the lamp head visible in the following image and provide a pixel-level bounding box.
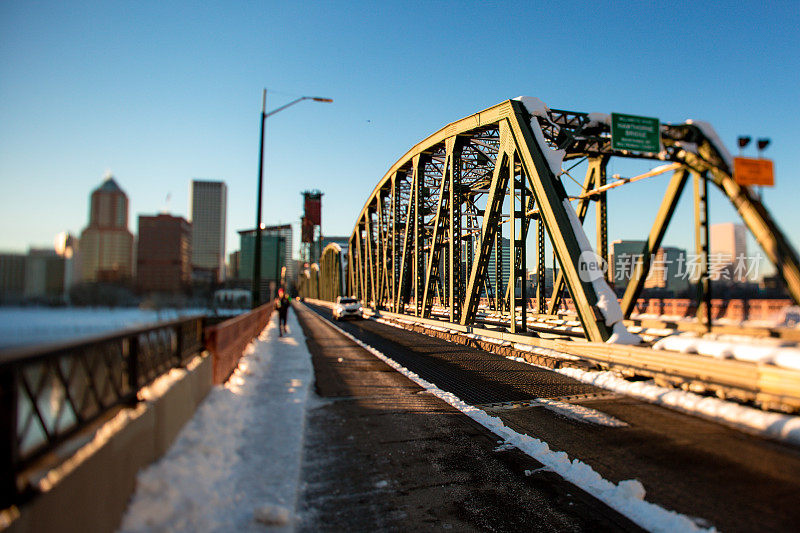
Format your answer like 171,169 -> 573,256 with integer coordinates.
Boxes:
757,138 -> 770,151
737,136 -> 751,149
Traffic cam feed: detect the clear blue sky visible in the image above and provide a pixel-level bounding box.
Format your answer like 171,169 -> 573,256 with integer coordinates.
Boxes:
1,1 -> 798,274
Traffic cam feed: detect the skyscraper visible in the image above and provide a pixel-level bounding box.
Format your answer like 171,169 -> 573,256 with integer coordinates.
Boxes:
24,249 -> 65,299
189,180 -> 227,283
136,214 -> 192,293
710,223 -> 748,282
238,224 -> 294,299
0,253 -> 27,302
78,173 -> 134,282
610,240 -> 646,286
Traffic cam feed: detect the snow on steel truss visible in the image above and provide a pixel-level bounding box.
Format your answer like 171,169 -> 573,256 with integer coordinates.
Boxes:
345,98 -> 800,343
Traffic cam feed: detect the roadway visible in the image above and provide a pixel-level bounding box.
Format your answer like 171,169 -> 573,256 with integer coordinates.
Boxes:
297,302 -> 800,532
293,302 -> 639,532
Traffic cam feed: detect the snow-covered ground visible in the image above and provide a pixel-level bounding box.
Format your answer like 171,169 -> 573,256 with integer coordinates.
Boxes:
0,307 -> 208,349
119,310 -> 313,532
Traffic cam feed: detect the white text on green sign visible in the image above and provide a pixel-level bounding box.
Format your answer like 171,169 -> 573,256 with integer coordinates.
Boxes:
611,113 -> 661,153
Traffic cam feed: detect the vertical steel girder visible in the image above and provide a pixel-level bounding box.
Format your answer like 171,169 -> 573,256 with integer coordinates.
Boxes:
536,217 -> 545,313
364,208 -> 376,305
694,171 -> 712,327
391,173 -> 400,309
595,156 -> 609,280
460,123 -> 513,326
422,149 -> 451,317
396,167 -> 416,313
507,152 -> 527,333
449,140 -> 463,321
494,230 -> 502,311
342,98 -> 800,342
413,154 -> 426,316
508,151 -> 519,332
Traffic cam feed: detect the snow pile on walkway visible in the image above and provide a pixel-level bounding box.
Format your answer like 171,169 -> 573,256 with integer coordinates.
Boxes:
320,307 -> 714,532
654,333 -> 800,371
119,311 -> 313,532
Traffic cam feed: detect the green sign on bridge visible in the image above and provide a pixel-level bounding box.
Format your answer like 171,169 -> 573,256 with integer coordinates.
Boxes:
611,112 -> 661,153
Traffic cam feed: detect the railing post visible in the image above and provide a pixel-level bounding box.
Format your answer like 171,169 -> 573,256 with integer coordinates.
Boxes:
175,323 -> 184,367
0,364 -> 19,508
128,335 -> 140,403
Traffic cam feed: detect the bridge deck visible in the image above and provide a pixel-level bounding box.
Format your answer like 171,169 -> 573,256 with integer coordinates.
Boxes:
294,302 -> 639,531
301,302 -> 800,532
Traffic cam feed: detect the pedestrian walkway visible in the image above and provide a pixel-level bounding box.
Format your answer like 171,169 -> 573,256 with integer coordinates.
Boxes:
120,309 -> 313,532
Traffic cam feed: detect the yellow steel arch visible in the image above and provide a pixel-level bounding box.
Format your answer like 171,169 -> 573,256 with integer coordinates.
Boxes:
344,98 -> 800,343
319,243 -> 344,302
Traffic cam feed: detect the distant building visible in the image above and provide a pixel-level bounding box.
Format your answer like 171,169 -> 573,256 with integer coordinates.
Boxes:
643,246 -> 690,295
611,241 -> 690,296
528,268 -> 554,293
54,232 -> 79,294
190,180 -> 227,283
0,253 -> 27,302
238,224 -> 294,301
482,236 -> 510,297
610,240 -> 646,287
710,222 -> 748,282
24,249 -> 65,300
136,214 -> 192,293
227,251 -> 241,279
78,174 -> 135,282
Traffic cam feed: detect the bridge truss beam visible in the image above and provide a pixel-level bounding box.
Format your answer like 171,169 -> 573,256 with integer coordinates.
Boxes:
344,99 -> 800,342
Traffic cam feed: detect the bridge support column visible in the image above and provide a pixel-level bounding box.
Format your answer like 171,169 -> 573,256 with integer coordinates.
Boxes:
694,171 -> 712,330
536,215 -> 545,314
595,157 -> 609,281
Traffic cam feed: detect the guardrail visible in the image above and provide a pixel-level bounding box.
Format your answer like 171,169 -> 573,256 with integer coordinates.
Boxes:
205,302 -> 274,384
0,315 -> 204,509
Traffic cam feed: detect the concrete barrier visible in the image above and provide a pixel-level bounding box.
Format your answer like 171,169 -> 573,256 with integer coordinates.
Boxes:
4,354 -> 213,533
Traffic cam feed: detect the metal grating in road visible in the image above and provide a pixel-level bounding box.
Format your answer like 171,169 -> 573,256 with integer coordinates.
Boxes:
316,306 -> 603,406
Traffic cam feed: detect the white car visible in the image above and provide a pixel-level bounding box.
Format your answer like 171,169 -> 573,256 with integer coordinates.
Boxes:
333,296 -> 363,320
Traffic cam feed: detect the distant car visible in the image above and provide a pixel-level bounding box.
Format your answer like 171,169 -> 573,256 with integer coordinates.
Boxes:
333,296 -> 362,320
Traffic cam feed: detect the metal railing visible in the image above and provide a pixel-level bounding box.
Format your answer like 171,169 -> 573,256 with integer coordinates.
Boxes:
205,302 -> 274,384
0,315 -> 204,508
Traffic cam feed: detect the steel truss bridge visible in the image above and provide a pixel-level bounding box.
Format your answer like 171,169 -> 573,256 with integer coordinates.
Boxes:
302,98 -> 800,344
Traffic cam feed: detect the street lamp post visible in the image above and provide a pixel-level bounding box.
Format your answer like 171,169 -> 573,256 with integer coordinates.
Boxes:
252,90 -> 333,308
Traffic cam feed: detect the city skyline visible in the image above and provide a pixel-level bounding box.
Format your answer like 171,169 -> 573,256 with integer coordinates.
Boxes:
1,2 -> 798,275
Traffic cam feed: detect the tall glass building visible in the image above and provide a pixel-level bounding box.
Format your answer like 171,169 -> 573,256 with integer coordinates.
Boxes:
189,180 -> 227,283
238,224 -> 294,300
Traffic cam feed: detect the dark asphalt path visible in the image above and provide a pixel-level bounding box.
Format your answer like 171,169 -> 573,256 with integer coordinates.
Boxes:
301,302 -> 800,532
293,303 -> 642,532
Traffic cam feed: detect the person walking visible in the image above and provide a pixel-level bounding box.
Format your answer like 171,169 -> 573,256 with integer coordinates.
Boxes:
275,287 -> 290,336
